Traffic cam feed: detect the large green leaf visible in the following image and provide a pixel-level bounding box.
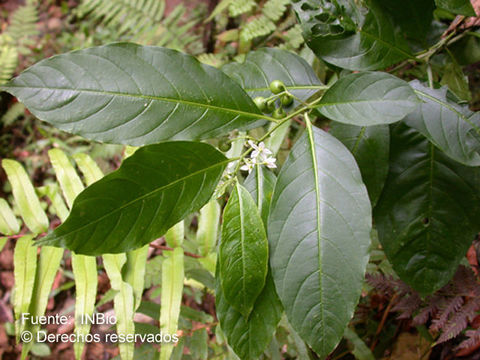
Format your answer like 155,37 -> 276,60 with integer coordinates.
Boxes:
1,43 -> 266,146
216,269 -> 283,360
39,142 -> 228,255
222,48 -> 324,105
160,247 -> 184,360
317,72 -> 419,126
329,123 -> 390,206
244,165 -> 276,225
377,0 -> 435,42
2,159 -> 49,234
435,0 -> 476,16
268,120 -> 371,357
219,183 -> 269,317
405,81 -> 480,166
0,198 -> 19,235
293,0 -> 413,71
374,123 -> 480,295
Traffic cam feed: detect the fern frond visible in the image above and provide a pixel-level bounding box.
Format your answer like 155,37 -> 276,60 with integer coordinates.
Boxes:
229,0 -> 256,17
438,298 -> 480,343
0,37 -> 18,85
279,24 -> 305,50
239,0 -> 290,42
240,15 -> 276,42
197,53 -> 227,68
5,1 -> 39,55
77,0 -> 200,50
262,0 -> 289,21
1,102 -> 25,126
431,296 -> 464,331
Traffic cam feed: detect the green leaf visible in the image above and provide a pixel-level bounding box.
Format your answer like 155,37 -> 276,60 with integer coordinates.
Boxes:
24,246 -> 64,358
344,328 -> 375,360
103,253 -> 135,360
265,120 -> 291,156
244,165 -> 276,225
268,119 -> 371,357
441,62 -> 471,102
293,0 -> 413,70
222,48 -> 324,105
197,200 -> 221,257
2,43 -> 266,146
13,235 -> 37,338
123,245 -> 149,311
374,123 -> 480,295
2,159 -> 49,234
435,0 -> 476,16
48,148 -> 84,209
160,247 -> 184,360
39,142 -> 228,255
329,123 -> 390,206
317,72 -> 419,126
165,221 -> 184,248
376,0 -> 435,43
189,328 -> 208,360
0,198 -> 20,235
216,269 -> 283,360
73,153 -> 104,186
405,81 -> 480,166
48,148 -> 98,360
219,183 -> 269,317
71,254 -> 97,359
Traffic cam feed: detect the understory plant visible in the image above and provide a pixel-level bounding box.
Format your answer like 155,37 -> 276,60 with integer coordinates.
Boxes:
2,0 -> 480,359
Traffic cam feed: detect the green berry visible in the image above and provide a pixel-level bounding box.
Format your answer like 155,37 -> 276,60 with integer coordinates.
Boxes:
265,100 -> 276,113
273,107 -> 286,119
253,96 -> 267,112
281,94 -> 294,107
218,141 -> 231,152
269,80 -> 286,94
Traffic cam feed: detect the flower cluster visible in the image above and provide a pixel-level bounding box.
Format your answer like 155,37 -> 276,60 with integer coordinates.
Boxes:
240,140 -> 277,173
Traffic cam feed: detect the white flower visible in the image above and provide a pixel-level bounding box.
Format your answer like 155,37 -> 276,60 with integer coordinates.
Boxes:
241,140 -> 277,172
264,156 -> 277,169
249,141 -> 272,161
240,159 -> 254,173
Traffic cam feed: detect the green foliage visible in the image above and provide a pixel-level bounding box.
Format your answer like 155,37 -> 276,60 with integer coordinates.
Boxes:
293,0 -> 413,70
219,183 -> 268,317
329,123 -> 390,206
2,43 -> 265,146
76,0 -> 201,51
3,0 -> 39,55
268,118 -> 371,356
4,0 -> 480,356
375,123 -> 480,295
0,36 -> 18,85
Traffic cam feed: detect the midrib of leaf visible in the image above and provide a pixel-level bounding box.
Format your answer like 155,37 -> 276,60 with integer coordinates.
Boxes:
38,157 -> 232,243
255,165 -> 263,212
317,98 -> 411,107
426,143 -> 435,282
1,85 -> 273,121
351,127 -> 367,154
245,85 -> 329,92
237,185 -> 248,314
305,117 -> 325,348
359,26 -> 414,60
414,89 -> 480,136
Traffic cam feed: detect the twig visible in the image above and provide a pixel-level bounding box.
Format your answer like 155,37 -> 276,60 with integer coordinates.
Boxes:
370,293 -> 399,351
149,243 -> 203,259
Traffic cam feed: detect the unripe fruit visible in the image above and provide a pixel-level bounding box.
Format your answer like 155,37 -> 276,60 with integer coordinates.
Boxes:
253,96 -> 267,112
266,100 -> 276,113
269,80 -> 286,94
281,94 -> 294,107
273,107 -> 286,119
